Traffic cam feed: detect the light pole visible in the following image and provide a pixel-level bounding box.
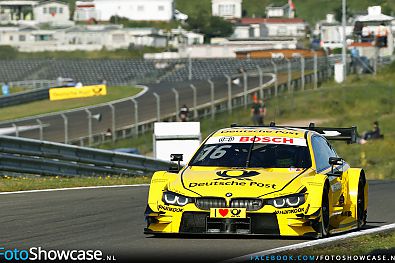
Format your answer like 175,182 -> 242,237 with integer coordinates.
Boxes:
342,0 -> 347,81
188,48 -> 192,81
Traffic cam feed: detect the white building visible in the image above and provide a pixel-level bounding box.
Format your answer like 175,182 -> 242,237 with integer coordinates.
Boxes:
92,0 -> 174,21
266,3 -> 294,18
212,0 -> 242,19
315,14 -> 353,50
0,1 -> 38,24
33,0 -> 70,24
169,27 -> 204,47
0,24 -> 170,52
0,1 -> 71,26
233,18 -> 307,39
74,1 -> 97,22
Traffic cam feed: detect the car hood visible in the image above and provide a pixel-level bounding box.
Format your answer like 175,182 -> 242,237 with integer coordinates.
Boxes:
169,166 -> 310,198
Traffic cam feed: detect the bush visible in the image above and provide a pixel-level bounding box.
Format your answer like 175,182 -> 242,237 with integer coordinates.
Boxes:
0,45 -> 18,59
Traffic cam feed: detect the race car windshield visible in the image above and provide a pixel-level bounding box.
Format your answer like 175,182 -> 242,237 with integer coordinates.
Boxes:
189,143 -> 312,168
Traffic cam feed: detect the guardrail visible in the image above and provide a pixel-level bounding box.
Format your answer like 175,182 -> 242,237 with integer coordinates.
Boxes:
0,136 -> 171,176
0,87 -> 50,108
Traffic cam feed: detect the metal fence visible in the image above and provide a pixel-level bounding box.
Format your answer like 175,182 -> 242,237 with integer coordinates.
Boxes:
8,79 -> 58,90
0,135 -> 170,177
0,56 -> 333,146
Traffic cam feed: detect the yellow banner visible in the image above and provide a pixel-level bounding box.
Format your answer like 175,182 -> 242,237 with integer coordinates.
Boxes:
49,84 -> 107,101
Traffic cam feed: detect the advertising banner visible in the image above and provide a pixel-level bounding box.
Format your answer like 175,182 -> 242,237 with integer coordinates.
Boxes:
49,85 -> 107,101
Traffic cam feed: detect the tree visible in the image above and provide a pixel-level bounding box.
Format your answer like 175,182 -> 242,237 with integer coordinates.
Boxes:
205,16 -> 234,39
0,46 -> 18,59
186,13 -> 234,40
334,5 -> 353,23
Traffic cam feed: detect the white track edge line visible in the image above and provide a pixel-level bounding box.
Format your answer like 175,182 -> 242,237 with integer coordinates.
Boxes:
223,223 -> 395,263
0,184 -> 149,195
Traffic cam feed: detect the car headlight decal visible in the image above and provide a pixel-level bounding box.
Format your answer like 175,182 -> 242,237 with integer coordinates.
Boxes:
163,192 -> 192,207
163,192 -> 177,205
286,196 -> 302,207
268,194 -> 306,208
273,198 -> 286,208
176,196 -> 189,206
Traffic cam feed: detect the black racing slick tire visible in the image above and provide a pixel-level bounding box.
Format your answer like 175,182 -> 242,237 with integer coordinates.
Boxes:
318,185 -> 330,238
357,175 -> 367,228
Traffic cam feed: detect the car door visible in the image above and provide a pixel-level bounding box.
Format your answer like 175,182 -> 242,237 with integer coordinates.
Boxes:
311,135 -> 343,207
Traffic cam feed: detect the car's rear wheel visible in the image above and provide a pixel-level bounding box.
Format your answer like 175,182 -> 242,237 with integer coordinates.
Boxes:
357,175 -> 367,228
318,185 -> 330,238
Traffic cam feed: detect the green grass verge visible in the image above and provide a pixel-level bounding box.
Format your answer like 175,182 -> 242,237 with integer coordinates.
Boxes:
0,175 -> 150,192
0,85 -> 142,121
283,230 -> 395,256
98,67 -> 395,180
9,86 -> 27,94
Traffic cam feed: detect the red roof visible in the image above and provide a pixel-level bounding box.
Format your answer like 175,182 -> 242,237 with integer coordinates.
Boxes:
240,18 -> 305,25
350,42 -> 374,47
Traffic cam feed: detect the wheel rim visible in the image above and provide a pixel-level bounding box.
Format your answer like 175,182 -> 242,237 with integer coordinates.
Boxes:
357,180 -> 365,225
322,194 -> 329,231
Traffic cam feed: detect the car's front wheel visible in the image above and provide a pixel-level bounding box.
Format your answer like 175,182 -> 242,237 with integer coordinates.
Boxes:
357,175 -> 367,228
318,185 -> 330,238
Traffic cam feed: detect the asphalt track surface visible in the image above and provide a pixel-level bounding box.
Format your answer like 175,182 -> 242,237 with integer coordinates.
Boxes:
0,75 -> 271,143
0,180 -> 393,263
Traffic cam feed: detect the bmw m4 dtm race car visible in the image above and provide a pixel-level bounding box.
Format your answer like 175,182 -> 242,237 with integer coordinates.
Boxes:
144,123 -> 368,238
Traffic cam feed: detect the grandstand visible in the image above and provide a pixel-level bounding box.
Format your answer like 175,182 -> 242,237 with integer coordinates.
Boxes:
0,57 -> 313,85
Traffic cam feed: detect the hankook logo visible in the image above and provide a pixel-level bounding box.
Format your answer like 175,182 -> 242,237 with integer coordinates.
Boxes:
215,170 -> 260,181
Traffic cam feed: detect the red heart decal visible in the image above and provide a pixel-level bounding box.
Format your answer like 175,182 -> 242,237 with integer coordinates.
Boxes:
219,209 -> 228,217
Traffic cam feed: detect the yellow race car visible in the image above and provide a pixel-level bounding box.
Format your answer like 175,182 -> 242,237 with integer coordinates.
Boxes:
144,123 -> 368,238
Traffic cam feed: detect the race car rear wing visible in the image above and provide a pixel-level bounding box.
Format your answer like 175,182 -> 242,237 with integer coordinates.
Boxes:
230,122 -> 357,143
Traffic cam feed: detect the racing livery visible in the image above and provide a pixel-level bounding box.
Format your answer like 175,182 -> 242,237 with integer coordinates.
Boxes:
144,123 -> 368,238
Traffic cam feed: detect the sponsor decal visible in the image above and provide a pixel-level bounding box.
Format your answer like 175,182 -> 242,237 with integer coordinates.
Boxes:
220,129 -> 300,135
210,208 -> 247,218
215,170 -> 260,181
188,181 -> 276,189
275,207 -> 304,214
49,84 -> 107,101
206,136 -> 306,146
158,204 -> 183,213
219,136 -> 235,142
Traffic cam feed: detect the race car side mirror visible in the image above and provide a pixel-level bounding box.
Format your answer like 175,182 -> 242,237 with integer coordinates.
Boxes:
169,154 -> 183,173
327,157 -> 343,177
329,157 -> 343,165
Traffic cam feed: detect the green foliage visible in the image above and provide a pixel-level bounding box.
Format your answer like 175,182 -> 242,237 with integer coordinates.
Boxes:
333,4 -> 354,23
185,14 -> 234,40
0,45 -> 18,59
109,16 -> 181,30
